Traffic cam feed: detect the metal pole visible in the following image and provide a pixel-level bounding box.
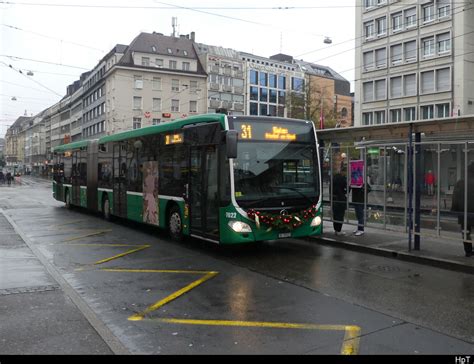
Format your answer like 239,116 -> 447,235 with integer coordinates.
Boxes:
464,142 -> 468,242
383,145 -> 387,229
408,124 -> 413,251
364,147 -> 367,230
329,145 -> 333,224
414,132 -> 421,250
404,144 -> 408,233
346,145 -> 350,222
437,143 -> 441,236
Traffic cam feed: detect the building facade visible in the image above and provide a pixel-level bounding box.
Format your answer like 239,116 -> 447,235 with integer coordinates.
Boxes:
105,32 -> 208,132
355,0 -> 474,126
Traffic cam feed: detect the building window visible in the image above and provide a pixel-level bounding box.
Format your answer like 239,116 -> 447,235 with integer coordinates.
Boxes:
363,51 -> 374,71
436,68 -> 450,91
291,77 -> 305,92
374,110 -> 386,124
390,44 -> 402,66
250,86 -> 258,101
269,74 -> 277,88
189,80 -> 198,93
155,59 -> 164,67
375,48 -> 386,68
134,75 -> 143,89
133,96 -> 142,110
152,118 -> 161,125
364,21 -> 375,40
259,72 -> 268,86
362,112 -> 373,125
376,17 -> 387,36
182,62 -> 190,71
405,7 -> 417,28
250,70 -> 258,85
421,71 -> 435,94
278,75 -> 286,89
250,102 -> 258,115
404,107 -> 416,121
141,57 -> 150,67
392,13 -> 403,32
423,3 -> 435,23
438,1 -> 451,18
169,60 -> 177,69
152,77 -> 162,91
189,101 -> 197,113
404,40 -> 417,62
133,117 -> 141,129
363,82 -> 374,102
404,74 -> 417,96
422,37 -> 435,58
390,76 -> 402,98
436,103 -> 450,118
421,105 -> 434,119
260,88 -> 268,102
152,98 -> 161,112
390,109 -> 402,123
171,79 -> 179,92
171,99 -> 179,112
437,33 -> 451,54
374,79 -> 386,100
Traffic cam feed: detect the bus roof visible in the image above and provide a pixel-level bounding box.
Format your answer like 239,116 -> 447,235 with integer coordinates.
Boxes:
53,140 -> 89,153
98,113 -> 226,144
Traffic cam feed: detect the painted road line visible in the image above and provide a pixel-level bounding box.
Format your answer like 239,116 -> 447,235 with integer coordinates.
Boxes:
120,271 -> 219,322
151,318 -> 361,355
62,229 -> 112,243
92,245 -> 151,265
102,268 -> 217,275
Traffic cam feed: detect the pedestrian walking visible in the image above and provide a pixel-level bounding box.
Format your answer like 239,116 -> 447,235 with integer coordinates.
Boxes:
351,183 -> 371,236
451,162 -> 474,257
6,171 -> 12,186
332,167 -> 347,236
425,170 -> 435,196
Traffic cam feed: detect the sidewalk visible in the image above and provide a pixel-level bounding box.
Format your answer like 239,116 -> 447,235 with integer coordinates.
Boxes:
313,221 -> 474,274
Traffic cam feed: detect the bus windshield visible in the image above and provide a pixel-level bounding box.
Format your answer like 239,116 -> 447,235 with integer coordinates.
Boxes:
230,118 -> 319,209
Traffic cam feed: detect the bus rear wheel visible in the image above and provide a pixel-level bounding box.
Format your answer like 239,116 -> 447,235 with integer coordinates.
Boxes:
168,205 -> 183,242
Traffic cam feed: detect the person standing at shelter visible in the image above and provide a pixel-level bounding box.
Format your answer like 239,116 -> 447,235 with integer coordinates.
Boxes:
332,166 -> 347,236
451,162 -> 474,257
425,170 -> 435,196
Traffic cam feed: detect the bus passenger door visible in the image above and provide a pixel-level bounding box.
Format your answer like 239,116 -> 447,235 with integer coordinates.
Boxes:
72,151 -> 81,205
189,145 -> 219,237
113,143 -> 127,217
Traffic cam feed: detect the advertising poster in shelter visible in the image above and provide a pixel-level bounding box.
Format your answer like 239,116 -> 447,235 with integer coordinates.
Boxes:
143,161 -> 159,225
350,160 -> 364,188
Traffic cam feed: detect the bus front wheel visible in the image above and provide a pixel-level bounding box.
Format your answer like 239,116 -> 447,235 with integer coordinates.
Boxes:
168,205 -> 183,242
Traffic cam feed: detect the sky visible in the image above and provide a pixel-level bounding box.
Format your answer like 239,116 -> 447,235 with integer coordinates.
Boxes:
0,0 -> 356,138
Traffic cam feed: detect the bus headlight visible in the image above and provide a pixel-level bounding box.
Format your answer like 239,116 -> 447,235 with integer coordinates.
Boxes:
228,221 -> 252,233
310,216 -> 322,227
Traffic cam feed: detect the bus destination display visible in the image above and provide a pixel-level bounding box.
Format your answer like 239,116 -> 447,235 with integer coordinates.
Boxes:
233,120 -> 312,142
165,133 -> 183,145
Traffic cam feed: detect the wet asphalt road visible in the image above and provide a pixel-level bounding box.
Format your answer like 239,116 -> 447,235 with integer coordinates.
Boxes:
0,177 -> 473,355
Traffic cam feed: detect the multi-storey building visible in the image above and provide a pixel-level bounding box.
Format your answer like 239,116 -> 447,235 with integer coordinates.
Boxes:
105,32 -> 208,132
241,52 -> 306,118
296,60 -> 353,127
195,43 -> 246,115
24,110 -> 47,175
355,0 -> 474,126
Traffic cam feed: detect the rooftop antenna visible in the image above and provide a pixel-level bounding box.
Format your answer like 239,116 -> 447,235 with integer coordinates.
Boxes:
172,17 -> 178,37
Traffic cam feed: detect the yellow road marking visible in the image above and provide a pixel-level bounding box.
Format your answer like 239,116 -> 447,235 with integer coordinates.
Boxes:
102,268 -> 216,275
62,229 -> 112,243
127,271 -> 218,321
51,219 -> 86,228
93,245 -> 151,265
342,325 -> 361,355
151,318 -> 361,355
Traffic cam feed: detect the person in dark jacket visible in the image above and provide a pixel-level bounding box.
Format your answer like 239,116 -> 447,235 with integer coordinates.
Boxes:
332,168 -> 347,235
451,162 -> 474,257
351,183 -> 371,236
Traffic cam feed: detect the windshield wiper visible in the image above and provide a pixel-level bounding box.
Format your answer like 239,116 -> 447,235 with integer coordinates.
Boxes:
268,185 -> 316,206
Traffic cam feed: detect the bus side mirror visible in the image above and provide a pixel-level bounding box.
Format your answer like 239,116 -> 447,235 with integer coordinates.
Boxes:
226,130 -> 238,159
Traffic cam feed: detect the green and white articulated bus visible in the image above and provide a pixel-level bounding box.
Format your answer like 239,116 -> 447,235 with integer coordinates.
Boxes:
52,113 -> 322,244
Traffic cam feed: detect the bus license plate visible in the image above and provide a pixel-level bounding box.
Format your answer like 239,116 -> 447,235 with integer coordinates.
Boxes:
278,232 -> 291,239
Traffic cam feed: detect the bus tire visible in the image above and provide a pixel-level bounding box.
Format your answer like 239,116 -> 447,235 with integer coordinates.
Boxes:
65,190 -> 72,209
168,205 -> 183,242
102,195 -> 112,221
